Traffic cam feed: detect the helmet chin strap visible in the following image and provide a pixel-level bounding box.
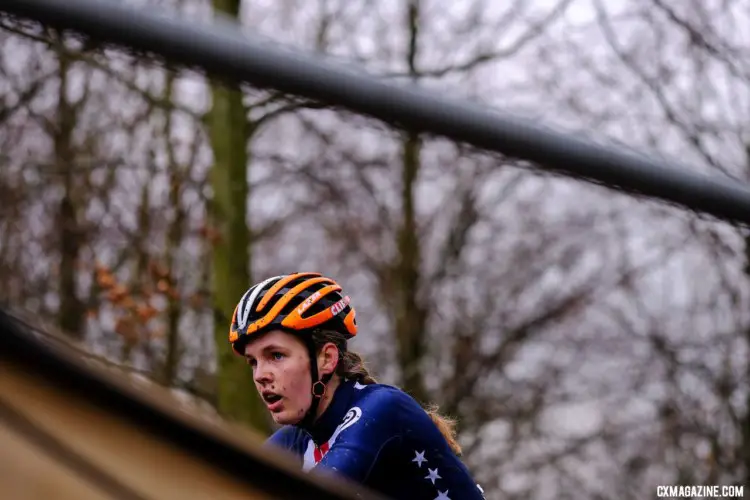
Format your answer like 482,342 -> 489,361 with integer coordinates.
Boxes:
298,336 -> 332,430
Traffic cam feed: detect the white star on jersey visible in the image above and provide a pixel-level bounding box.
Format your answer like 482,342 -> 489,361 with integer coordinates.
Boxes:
425,468 -> 441,484
434,490 -> 450,500
412,450 -> 427,468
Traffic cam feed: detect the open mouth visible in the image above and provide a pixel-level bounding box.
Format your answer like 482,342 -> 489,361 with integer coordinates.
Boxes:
263,392 -> 282,405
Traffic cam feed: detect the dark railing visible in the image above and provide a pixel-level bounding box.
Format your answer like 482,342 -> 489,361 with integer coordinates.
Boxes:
3,0 -> 750,226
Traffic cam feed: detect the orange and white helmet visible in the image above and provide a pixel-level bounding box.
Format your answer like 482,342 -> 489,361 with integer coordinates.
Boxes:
229,272 -> 357,355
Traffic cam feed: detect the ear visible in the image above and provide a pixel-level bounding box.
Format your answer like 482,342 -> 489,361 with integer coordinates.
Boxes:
317,342 -> 339,377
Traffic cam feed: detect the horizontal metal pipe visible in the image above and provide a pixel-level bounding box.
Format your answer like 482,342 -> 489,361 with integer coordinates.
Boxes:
4,0 -> 750,225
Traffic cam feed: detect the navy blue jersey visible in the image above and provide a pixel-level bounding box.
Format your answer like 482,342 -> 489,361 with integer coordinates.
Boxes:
265,378 -> 486,500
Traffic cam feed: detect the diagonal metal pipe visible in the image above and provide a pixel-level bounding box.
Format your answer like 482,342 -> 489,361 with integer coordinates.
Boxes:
3,0 -> 750,225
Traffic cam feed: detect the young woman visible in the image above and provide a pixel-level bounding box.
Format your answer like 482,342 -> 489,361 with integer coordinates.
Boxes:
228,272 -> 486,500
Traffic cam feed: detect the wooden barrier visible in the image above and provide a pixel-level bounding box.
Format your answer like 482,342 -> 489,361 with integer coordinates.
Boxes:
0,308 -> 386,500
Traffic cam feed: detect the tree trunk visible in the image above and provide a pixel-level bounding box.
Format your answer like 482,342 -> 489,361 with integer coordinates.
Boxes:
163,72 -> 184,386
55,43 -> 85,340
394,0 -> 428,404
209,0 -> 268,432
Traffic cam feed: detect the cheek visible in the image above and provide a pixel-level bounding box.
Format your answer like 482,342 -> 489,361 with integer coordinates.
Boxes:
284,360 -> 312,402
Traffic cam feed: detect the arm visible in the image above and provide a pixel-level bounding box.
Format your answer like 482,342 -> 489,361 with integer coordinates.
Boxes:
264,425 -> 305,466
265,425 -> 298,449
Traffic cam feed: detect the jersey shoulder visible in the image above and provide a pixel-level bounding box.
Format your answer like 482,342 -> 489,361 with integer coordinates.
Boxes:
349,381 -> 422,414
347,383 -> 486,499
350,382 -> 438,431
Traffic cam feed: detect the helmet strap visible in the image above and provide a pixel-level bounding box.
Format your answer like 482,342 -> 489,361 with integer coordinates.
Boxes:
298,335 -> 332,430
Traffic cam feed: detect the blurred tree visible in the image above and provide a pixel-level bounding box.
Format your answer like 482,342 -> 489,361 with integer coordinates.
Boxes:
520,0 -> 750,496
52,32 -> 88,340
208,0 -> 269,431
391,0 -> 428,404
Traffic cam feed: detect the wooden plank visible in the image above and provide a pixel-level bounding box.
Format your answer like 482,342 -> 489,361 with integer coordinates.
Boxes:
0,308 -> 385,500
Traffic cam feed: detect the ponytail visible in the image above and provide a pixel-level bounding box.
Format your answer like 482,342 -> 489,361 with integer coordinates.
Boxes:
338,350 -> 378,385
311,328 -> 463,456
424,404 -> 462,456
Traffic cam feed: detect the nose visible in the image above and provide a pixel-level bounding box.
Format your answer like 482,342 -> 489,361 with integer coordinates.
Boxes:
253,360 -> 273,385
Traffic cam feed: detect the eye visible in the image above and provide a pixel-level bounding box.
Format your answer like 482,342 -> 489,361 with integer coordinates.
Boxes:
272,352 -> 285,361
246,358 -> 257,368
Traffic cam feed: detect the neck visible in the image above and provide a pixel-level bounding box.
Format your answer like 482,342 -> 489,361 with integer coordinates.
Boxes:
313,375 -> 341,422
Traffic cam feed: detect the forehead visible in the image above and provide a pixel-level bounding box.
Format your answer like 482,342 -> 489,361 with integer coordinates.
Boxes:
243,330 -> 299,356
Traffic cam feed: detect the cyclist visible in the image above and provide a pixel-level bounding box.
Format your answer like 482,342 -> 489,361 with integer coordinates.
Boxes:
229,272 -> 486,500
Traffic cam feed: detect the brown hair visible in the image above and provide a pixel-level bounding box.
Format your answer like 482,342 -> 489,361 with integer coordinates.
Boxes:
311,329 -> 463,456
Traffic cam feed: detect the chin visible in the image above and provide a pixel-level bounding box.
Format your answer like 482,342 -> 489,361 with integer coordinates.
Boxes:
273,411 -> 303,426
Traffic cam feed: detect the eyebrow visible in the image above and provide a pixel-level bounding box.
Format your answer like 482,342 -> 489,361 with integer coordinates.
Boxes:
245,344 -> 287,358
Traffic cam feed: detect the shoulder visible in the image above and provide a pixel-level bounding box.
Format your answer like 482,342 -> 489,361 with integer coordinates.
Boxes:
353,383 -> 457,450
317,382 -> 420,453
347,381 -> 428,426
